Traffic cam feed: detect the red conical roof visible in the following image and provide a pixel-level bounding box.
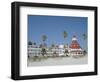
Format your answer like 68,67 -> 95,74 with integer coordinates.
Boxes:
69,36 -> 81,49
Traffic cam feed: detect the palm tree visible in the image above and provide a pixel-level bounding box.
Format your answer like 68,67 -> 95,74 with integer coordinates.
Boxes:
63,31 -> 67,44
28,41 -> 32,45
33,42 -> 37,48
33,42 -> 36,45
41,48 -> 47,56
41,35 -> 47,56
63,31 -> 68,55
51,44 -> 55,48
83,34 -> 87,40
41,35 -> 47,44
82,33 -> 87,55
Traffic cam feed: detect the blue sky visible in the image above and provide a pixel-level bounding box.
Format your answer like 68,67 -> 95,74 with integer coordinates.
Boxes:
28,15 -> 87,49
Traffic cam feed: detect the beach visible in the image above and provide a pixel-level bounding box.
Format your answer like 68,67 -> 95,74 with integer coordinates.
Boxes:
27,55 -> 88,67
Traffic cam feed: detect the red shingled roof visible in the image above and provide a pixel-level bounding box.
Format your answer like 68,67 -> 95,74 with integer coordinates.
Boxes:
69,36 -> 81,49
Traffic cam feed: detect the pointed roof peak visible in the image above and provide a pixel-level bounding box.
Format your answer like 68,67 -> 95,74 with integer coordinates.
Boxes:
70,35 -> 82,49
72,35 -> 77,41
73,35 -> 76,37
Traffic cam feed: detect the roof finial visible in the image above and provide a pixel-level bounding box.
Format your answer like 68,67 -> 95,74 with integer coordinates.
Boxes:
72,35 -> 77,41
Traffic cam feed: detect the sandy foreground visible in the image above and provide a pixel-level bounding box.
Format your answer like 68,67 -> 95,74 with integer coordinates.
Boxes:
27,55 -> 88,67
